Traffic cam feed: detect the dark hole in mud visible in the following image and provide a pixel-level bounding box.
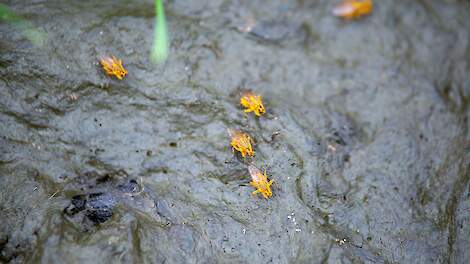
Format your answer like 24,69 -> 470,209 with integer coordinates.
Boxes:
85,209 -> 113,224
96,175 -> 111,183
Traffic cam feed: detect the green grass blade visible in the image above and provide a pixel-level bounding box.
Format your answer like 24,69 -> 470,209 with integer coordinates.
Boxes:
151,0 -> 169,64
0,4 -> 46,46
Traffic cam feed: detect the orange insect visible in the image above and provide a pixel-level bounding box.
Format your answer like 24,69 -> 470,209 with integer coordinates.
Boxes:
240,90 -> 265,117
100,56 -> 128,80
332,0 -> 373,20
248,165 -> 273,199
229,129 -> 254,158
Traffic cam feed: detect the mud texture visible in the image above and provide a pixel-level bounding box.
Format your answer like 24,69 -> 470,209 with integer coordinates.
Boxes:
1,0 -> 469,263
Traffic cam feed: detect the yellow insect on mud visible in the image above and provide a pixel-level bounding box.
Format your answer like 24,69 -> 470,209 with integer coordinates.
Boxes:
332,0 -> 373,20
248,165 -> 273,199
240,90 -> 265,117
100,56 -> 128,80
229,129 -> 254,159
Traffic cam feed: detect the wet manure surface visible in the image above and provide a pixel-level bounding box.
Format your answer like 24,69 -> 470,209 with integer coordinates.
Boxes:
1,0 -> 470,263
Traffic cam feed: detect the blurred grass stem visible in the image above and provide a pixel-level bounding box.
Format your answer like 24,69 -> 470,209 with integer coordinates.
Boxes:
151,0 -> 169,64
0,4 -> 46,46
